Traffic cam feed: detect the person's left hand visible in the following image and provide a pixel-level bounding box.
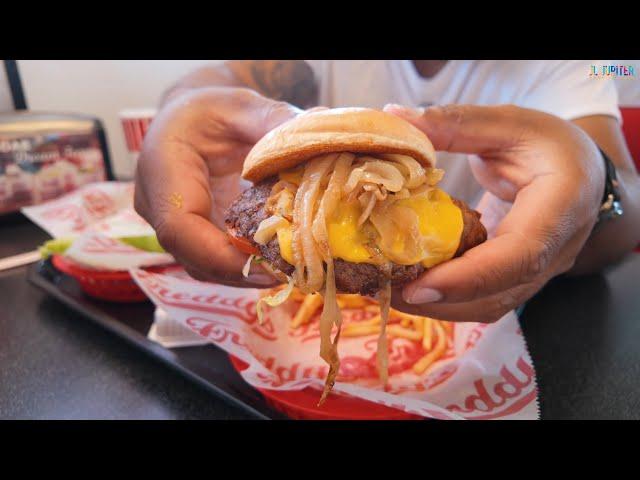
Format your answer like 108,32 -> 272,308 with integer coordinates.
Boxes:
383,103 -> 606,323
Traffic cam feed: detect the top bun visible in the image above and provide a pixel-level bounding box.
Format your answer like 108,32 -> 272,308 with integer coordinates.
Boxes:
242,107 -> 436,183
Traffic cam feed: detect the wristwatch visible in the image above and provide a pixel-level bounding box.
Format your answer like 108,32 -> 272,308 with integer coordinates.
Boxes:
596,147 -> 624,227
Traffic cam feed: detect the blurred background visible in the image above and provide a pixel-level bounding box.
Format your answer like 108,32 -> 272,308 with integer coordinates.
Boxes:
0,61 -> 221,179
1,60 -> 638,181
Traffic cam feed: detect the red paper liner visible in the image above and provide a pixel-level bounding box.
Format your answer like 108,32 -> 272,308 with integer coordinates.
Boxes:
229,355 -> 421,420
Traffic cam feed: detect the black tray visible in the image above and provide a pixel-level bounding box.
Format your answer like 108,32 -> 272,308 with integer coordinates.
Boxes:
27,258 -> 288,420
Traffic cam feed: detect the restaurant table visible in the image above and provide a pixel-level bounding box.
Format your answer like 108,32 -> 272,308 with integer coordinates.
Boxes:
1,214 -> 639,419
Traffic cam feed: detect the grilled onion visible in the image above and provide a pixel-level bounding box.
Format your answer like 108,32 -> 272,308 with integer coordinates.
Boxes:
317,259 -> 341,406
357,191 -> 376,227
381,153 -> 427,189
291,154 -> 336,293
344,158 -> 405,195
256,275 -> 294,324
253,215 -> 289,245
312,153 -> 354,261
265,186 -> 295,220
311,153 -> 354,405
426,167 -> 445,186
369,204 -> 424,265
377,277 -> 392,386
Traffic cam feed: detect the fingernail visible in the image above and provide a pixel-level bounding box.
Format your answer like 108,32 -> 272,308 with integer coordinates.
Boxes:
247,273 -> 277,285
384,104 -> 424,119
404,287 -> 442,304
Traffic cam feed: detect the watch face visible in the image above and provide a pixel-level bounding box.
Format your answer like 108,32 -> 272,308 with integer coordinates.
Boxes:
612,200 -> 624,217
599,200 -> 624,225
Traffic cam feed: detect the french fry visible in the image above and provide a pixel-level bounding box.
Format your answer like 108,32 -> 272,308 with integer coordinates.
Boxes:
391,310 -> 429,336
286,290 -> 452,379
290,289 -> 308,302
291,293 -> 323,328
337,294 -> 371,309
423,317 -> 432,350
357,314 -> 381,327
264,284 -> 310,302
441,321 -> 454,335
391,309 -> 423,322
413,321 -> 447,375
342,324 -> 381,337
387,325 -> 423,341
411,316 -> 424,333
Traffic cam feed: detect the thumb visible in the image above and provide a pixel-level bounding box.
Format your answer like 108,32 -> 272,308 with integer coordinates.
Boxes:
261,100 -> 302,134
383,103 -> 528,155
239,95 -> 302,143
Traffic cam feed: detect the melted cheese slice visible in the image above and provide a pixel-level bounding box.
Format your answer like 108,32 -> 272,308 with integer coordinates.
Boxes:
276,226 -> 295,265
395,189 -> 463,268
326,201 -> 375,263
275,187 -> 463,268
276,201 -> 372,265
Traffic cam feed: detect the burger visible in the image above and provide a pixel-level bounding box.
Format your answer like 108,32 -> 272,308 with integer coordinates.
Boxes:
224,107 -> 487,402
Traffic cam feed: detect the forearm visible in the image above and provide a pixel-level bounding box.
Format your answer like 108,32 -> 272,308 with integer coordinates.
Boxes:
570,171 -> 640,274
161,60 -> 318,109
569,115 -> 640,274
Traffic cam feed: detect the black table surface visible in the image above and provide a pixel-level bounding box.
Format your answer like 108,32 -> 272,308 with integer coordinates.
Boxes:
1,214 -> 639,419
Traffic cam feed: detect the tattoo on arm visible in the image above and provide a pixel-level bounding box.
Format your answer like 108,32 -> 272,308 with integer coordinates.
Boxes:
226,60 -> 318,109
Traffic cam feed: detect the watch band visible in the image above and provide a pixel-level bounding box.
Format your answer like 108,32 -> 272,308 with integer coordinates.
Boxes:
596,147 -> 623,227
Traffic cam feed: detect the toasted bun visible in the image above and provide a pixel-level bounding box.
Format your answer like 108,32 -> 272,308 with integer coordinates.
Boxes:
242,107 -> 436,183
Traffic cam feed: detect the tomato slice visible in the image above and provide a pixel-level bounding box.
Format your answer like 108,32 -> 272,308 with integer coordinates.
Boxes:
226,229 -> 260,256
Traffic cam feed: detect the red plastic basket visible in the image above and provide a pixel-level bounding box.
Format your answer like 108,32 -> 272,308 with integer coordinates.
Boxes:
229,355 -> 421,420
52,254 -> 154,302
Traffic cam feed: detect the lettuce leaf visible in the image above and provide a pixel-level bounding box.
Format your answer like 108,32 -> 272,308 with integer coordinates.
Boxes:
39,234 -> 165,259
39,237 -> 75,259
118,235 -> 165,253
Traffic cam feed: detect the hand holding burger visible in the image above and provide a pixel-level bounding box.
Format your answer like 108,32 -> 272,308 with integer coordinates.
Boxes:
134,87 -> 299,288
384,103 -> 607,324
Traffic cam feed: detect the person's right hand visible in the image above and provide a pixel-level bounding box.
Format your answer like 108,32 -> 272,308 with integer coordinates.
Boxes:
134,87 -> 300,287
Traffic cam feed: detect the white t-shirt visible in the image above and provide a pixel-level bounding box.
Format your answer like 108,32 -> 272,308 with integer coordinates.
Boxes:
306,60 -> 620,205
613,60 -> 640,106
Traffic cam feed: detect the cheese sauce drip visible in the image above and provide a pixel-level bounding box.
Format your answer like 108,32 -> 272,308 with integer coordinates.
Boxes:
253,152 -> 463,399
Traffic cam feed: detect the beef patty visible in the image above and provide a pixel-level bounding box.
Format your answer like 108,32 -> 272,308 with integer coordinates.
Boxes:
225,177 -> 486,295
